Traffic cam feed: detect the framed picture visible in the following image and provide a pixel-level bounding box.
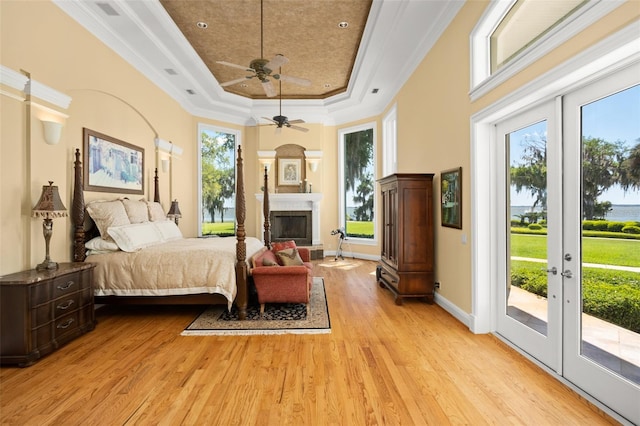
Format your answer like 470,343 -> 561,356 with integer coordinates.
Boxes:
278,158 -> 302,186
83,128 -> 144,194
441,167 -> 462,229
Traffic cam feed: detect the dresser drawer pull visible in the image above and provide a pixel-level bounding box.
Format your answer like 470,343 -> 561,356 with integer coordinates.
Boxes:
57,318 -> 74,329
57,300 -> 75,310
57,280 -> 75,291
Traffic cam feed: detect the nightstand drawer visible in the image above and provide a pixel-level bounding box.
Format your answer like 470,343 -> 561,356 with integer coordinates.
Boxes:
51,275 -> 79,298
55,311 -> 79,339
53,293 -> 81,318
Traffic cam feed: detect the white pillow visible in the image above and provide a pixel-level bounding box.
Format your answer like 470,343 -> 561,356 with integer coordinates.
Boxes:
122,198 -> 149,223
107,222 -> 163,252
85,236 -> 119,252
154,220 -> 183,241
86,200 -> 131,241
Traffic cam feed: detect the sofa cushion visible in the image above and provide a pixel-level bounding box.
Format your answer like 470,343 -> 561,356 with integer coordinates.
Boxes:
271,240 -> 297,252
262,257 -> 279,266
276,248 -> 304,266
251,247 -> 280,268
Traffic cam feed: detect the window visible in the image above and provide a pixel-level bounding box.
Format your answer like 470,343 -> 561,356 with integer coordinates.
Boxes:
470,0 -> 621,98
338,122 -> 376,242
382,104 -> 397,177
490,0 -> 586,73
198,124 -> 239,237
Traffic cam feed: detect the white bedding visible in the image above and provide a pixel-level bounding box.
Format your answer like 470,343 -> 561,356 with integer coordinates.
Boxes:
87,236 -> 264,309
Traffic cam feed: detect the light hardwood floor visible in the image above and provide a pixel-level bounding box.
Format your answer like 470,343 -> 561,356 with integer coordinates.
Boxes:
1,259 -> 618,425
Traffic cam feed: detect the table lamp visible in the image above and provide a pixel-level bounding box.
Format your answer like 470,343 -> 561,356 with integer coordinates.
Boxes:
32,181 -> 68,271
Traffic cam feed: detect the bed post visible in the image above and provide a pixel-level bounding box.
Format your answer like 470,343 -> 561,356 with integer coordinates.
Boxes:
235,145 -> 248,320
72,149 -> 86,262
153,168 -> 160,203
262,166 -> 271,248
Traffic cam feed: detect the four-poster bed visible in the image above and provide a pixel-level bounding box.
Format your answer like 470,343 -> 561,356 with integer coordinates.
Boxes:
71,145 -> 269,320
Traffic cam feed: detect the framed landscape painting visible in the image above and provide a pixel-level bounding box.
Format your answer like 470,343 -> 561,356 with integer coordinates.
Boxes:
83,128 -> 144,194
441,167 -> 462,229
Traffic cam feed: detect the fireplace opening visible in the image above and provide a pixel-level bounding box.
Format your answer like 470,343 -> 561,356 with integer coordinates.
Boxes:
270,210 -> 312,246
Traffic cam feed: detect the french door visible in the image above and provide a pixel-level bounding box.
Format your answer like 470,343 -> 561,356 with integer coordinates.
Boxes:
496,100 -> 562,372
562,65 -> 639,423
496,63 -> 640,423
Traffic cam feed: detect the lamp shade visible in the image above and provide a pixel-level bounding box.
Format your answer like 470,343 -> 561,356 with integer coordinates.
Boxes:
167,199 -> 182,225
167,199 -> 181,218
32,181 -> 68,219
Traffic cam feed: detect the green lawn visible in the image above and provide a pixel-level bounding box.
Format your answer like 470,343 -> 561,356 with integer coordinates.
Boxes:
510,233 -> 640,267
511,260 -> 640,332
346,221 -> 374,238
202,221 -> 235,236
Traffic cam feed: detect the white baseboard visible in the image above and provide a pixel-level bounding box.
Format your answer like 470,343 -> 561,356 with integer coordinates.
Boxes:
434,291 -> 473,330
323,250 -> 380,261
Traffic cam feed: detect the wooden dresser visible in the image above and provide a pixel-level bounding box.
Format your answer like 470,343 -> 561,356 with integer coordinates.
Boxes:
376,173 -> 435,305
0,263 -> 96,367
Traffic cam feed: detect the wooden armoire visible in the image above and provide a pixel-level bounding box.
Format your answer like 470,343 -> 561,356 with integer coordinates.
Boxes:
376,173 -> 435,305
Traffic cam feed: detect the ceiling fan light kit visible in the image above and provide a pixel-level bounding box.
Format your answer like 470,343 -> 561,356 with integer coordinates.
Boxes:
261,75 -> 309,133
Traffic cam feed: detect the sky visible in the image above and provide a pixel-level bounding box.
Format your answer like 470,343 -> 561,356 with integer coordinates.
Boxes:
510,84 -> 639,207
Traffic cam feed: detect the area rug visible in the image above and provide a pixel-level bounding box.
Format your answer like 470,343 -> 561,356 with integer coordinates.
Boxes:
181,277 -> 330,336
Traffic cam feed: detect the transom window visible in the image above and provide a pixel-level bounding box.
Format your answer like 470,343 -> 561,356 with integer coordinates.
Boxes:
491,0 -> 586,72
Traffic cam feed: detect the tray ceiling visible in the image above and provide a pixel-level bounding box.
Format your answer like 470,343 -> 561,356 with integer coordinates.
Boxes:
53,0 -> 464,125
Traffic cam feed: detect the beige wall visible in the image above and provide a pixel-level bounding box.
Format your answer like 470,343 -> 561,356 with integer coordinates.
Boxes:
0,1 -> 192,274
2,0 -> 637,318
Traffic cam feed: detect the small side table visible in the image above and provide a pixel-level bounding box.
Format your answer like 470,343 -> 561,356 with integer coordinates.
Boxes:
0,263 -> 96,367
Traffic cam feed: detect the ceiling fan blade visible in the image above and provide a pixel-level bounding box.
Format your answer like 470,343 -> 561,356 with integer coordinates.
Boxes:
261,80 -> 277,97
220,76 -> 252,87
289,125 -> 309,133
287,119 -> 305,124
265,54 -> 289,71
216,61 -> 254,72
261,116 -> 277,124
277,74 -> 312,87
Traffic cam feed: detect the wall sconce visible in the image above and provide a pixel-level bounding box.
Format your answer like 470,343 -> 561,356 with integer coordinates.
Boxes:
259,158 -> 274,173
257,151 -> 276,174
305,150 -> 323,173
41,120 -> 63,145
161,158 -> 170,173
307,159 -> 321,172
32,181 -> 68,270
167,199 -> 182,226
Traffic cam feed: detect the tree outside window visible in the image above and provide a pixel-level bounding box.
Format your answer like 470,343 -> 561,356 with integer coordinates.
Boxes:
200,129 -> 236,236
343,128 -> 375,239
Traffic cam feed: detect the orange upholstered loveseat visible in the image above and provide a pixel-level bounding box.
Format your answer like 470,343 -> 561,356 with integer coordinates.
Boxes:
250,241 -> 314,315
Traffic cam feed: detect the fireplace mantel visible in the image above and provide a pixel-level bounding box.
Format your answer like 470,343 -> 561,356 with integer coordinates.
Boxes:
255,193 -> 323,245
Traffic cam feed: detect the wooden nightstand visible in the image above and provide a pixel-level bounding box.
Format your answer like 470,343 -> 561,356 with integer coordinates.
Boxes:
0,263 -> 96,367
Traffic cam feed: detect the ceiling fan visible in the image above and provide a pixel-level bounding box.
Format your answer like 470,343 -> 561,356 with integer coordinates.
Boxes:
262,78 -> 309,133
216,0 -> 311,97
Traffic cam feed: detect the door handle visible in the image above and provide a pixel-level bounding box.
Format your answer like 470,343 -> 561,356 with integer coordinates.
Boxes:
546,267 -> 557,275
561,269 -> 573,278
